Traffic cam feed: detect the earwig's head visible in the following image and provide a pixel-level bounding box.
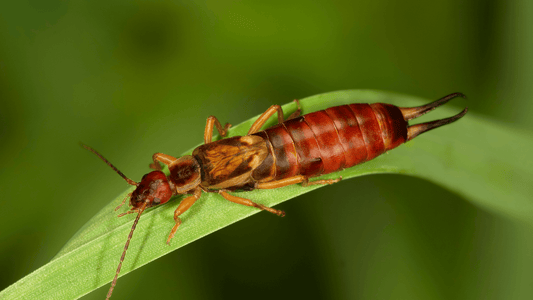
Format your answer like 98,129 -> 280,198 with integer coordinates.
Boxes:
81,144 -> 179,300
80,144 -> 176,209
130,171 -> 174,208
168,155 -> 202,194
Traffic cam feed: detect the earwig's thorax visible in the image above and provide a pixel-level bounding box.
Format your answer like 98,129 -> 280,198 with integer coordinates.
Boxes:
130,170 -> 173,208
168,155 -> 202,194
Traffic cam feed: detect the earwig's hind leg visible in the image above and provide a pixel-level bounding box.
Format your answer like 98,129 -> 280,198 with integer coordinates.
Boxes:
287,99 -> 302,120
255,175 -> 342,189
150,153 -> 178,170
167,188 -> 202,244
301,176 -> 342,186
205,116 -> 232,144
248,100 -> 302,134
218,190 -> 285,217
255,175 -> 307,189
248,104 -> 285,134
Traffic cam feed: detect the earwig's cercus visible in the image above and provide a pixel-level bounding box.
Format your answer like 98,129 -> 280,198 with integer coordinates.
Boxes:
82,92 -> 467,299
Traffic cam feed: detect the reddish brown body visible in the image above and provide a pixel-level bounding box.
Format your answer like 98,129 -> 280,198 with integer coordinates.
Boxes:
251,103 -> 407,182
83,93 -> 467,300
192,103 -> 415,192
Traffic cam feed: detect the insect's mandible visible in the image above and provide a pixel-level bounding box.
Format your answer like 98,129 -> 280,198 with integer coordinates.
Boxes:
83,92 -> 467,299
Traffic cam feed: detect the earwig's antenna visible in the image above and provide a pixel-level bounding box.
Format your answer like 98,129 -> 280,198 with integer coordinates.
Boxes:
399,92 -> 466,121
106,201 -> 149,300
81,143 -> 143,298
80,143 -> 138,186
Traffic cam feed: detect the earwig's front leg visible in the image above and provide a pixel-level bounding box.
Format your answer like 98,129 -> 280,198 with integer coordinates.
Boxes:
255,175 -> 342,189
204,116 -> 232,144
117,208 -> 141,217
167,188 -> 202,244
115,192 -> 133,211
149,153 -> 178,170
218,190 -> 285,216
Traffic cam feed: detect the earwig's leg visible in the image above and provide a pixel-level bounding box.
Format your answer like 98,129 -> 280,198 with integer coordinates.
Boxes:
115,192 -> 132,211
204,116 -> 232,144
218,190 -> 285,217
248,100 -> 302,134
149,162 -> 162,171
301,176 -> 342,186
255,175 -> 307,189
167,188 -> 202,244
287,99 -> 302,120
248,105 -> 285,134
255,175 -> 342,189
150,153 -> 178,170
117,209 -> 140,217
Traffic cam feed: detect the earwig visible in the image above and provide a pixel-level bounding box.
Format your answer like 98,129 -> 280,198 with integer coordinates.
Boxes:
83,92 -> 467,299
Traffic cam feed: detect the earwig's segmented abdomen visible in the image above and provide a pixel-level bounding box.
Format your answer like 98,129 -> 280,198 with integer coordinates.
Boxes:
251,103 -> 408,182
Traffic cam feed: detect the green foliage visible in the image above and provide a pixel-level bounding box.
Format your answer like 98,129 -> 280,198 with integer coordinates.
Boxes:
1,90 -> 531,300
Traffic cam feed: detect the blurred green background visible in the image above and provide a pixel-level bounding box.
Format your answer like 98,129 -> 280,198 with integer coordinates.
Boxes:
1,0 -> 532,299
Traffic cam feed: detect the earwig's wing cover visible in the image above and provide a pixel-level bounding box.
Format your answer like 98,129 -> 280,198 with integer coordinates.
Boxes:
3,90 -> 531,300
193,135 -> 268,188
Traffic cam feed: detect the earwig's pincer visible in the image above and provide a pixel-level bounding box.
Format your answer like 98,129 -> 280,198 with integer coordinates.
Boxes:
398,93 -> 468,140
83,92 -> 467,299
399,92 -> 466,121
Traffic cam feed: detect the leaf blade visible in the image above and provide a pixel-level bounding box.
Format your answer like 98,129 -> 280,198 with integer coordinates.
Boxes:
1,90 -> 532,300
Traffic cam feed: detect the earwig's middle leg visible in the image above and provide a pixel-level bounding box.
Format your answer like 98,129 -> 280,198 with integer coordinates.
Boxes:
218,190 -> 285,217
204,116 -> 232,144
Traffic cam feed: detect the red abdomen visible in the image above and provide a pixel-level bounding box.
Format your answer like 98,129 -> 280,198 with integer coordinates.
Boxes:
252,103 -> 408,181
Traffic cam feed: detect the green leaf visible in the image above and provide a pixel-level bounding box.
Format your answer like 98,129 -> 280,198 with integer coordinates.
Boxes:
1,90 -> 532,300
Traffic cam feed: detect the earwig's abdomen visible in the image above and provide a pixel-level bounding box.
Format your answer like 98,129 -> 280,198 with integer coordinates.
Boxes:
303,111 -> 346,173
348,104 -> 385,162
283,118 -> 324,176
324,105 -> 368,168
369,103 -> 408,150
251,103 -> 408,182
266,125 -> 300,179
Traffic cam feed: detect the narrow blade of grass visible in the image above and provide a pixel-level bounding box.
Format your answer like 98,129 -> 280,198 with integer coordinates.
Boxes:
1,90 -> 532,300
